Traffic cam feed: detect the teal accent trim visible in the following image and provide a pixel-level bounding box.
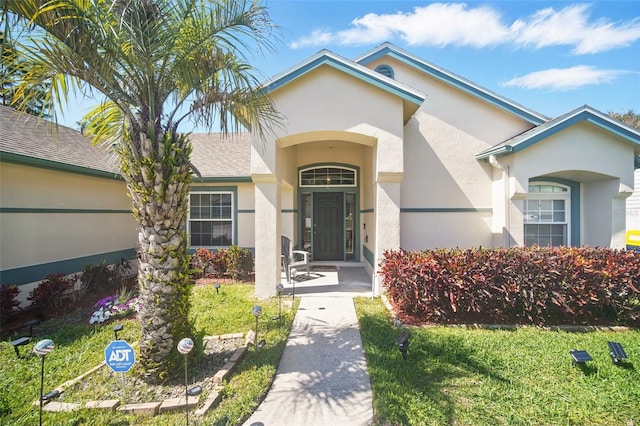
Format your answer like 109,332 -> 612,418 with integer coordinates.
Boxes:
357,45 -> 546,125
189,186 -> 238,246
363,245 -> 374,267
401,207 -> 492,213
282,209 -> 296,213
477,106 -> 640,160
266,53 -> 425,106
530,178 -> 580,246
193,176 -> 252,183
238,209 -> 255,214
1,152 -> 123,180
297,162 -> 361,262
1,248 -> 137,286
0,207 -> 130,214
360,208 -> 374,214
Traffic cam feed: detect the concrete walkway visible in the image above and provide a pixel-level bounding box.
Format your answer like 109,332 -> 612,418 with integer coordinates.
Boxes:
243,266 -> 374,426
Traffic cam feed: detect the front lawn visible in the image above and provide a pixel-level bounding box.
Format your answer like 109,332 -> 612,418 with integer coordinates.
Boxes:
0,283 -> 295,425
355,297 -> 640,426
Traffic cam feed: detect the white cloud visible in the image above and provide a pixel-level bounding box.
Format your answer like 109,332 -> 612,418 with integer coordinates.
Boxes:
337,3 -> 509,48
288,3 -> 640,54
501,66 -> 627,91
510,4 -> 640,54
288,29 -> 336,49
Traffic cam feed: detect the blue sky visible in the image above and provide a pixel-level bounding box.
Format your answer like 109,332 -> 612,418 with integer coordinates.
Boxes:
58,1 -> 640,129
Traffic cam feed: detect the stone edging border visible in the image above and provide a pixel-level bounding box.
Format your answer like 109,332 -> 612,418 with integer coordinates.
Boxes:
34,332 -> 251,417
380,293 -> 632,332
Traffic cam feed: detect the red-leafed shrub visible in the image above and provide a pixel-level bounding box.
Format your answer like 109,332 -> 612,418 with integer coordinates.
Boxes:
380,247 -> 640,327
27,273 -> 75,312
1,285 -> 21,323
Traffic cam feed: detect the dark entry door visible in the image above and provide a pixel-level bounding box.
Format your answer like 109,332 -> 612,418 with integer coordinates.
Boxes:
313,192 -> 344,261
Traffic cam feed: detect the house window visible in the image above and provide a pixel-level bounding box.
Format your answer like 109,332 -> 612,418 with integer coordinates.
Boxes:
300,166 -> 357,187
524,183 -> 569,247
375,64 -> 394,79
188,192 -> 233,247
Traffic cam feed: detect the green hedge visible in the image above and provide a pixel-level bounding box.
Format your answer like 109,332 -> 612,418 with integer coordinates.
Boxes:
380,247 -> 640,326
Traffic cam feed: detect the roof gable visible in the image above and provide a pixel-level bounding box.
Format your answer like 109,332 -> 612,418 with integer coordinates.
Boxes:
356,43 -> 548,126
476,105 -> 640,160
264,49 -> 426,108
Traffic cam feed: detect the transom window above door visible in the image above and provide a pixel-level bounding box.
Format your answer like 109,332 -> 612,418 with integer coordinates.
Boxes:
300,166 -> 357,187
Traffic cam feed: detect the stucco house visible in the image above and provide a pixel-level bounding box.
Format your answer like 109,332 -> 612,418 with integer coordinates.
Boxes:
2,43 -> 639,300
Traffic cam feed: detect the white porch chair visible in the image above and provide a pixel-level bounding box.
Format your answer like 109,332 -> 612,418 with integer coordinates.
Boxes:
281,235 -> 310,283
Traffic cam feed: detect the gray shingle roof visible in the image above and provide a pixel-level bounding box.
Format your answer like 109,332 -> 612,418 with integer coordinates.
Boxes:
0,106 -> 251,178
0,105 -> 119,174
188,132 -> 250,177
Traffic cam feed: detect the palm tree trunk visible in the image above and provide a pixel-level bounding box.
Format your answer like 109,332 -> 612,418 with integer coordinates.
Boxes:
118,131 -> 193,380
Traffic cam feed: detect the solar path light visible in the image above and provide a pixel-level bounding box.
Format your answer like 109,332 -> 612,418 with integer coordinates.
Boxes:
570,349 -> 593,367
177,338 -> 194,426
112,324 -> 124,340
395,331 -> 411,360
607,341 -> 628,365
214,282 -> 221,294
252,305 -> 265,350
34,339 -> 54,426
273,283 -> 285,322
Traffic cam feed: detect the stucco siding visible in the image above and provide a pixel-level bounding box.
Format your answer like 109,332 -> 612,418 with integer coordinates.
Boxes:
364,56 -> 534,144
401,212 -> 493,250
270,66 -> 405,141
0,162 -> 136,284
402,110 -> 493,208
511,123 -> 635,190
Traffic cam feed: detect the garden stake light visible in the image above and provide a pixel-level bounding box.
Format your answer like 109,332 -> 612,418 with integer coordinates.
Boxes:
215,282 -> 221,294
112,324 -> 123,340
273,283 -> 284,322
252,305 -> 263,350
177,338 -> 194,426
33,339 -> 54,426
395,331 -> 411,360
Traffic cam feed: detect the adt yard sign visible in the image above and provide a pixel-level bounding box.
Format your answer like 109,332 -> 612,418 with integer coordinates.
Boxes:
105,340 -> 135,373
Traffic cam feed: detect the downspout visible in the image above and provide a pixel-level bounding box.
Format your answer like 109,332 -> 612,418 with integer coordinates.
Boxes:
489,155 -> 511,247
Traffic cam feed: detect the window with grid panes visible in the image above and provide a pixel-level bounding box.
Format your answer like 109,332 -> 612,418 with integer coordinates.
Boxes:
523,183 -> 569,247
188,192 -> 233,247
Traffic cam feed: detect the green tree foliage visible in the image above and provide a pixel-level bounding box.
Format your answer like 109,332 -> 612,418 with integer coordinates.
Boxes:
609,109 -> 640,129
3,0 -> 281,379
0,30 -> 51,117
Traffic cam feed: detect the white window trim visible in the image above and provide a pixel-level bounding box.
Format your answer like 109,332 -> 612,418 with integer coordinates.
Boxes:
299,166 -> 358,188
524,182 -> 571,247
187,191 -> 235,248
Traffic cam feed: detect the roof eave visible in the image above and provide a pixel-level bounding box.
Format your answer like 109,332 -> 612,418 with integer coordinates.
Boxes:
357,43 -> 548,126
0,151 -> 122,180
263,50 -> 426,107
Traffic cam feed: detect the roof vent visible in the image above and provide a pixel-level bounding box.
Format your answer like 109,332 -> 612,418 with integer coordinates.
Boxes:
374,64 -> 394,79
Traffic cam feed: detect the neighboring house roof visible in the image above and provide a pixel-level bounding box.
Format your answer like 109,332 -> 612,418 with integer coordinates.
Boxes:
476,105 -> 640,161
356,42 -> 549,126
263,48 -> 426,121
0,105 -> 120,178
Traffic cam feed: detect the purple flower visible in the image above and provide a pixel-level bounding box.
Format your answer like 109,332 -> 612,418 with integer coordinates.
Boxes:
94,295 -> 117,308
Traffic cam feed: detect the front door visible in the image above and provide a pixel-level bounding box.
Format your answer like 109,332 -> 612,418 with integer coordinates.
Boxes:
313,192 -> 344,261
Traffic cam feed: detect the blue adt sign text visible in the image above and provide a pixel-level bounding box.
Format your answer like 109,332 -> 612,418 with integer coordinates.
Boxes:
105,340 -> 135,373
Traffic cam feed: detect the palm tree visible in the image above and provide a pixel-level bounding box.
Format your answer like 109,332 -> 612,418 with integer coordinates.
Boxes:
1,30 -> 52,118
3,0 -> 280,379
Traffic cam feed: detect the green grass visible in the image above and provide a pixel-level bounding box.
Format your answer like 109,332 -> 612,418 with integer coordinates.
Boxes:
354,297 -> 640,426
0,283 -> 297,425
